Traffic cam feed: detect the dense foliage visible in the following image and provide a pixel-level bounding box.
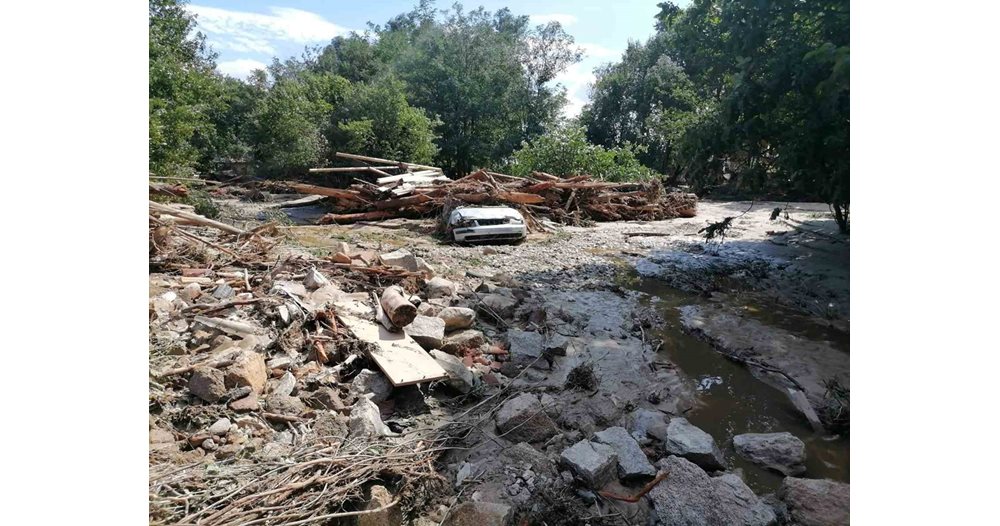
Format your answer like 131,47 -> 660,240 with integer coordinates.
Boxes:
582,0 -> 850,231
506,125 -> 655,182
149,0 -> 580,179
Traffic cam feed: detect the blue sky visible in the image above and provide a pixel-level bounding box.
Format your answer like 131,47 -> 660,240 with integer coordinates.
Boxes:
186,0 -> 684,117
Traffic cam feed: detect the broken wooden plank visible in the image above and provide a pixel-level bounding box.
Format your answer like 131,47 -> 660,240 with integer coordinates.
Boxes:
308,166 -> 397,173
260,195 -> 326,209
498,191 -> 546,204
334,295 -> 447,386
286,183 -> 367,202
149,200 -> 246,235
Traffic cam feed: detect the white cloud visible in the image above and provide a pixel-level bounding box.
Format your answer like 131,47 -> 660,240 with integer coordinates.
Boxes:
188,5 -> 351,56
578,42 -> 618,59
529,13 -> 578,27
552,62 -> 597,118
217,58 -> 268,79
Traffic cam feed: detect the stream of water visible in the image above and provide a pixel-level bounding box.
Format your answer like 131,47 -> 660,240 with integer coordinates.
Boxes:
634,276 -> 850,494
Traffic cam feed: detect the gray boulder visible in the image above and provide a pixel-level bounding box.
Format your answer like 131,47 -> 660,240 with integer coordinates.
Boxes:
663,417 -> 727,471
649,456 -> 776,526
560,439 -> 618,488
733,432 -> 807,476
429,350 -> 476,393
627,408 -> 670,443
506,328 -> 546,368
425,276 -> 457,299
441,502 -> 512,526
351,369 -> 393,403
545,333 -> 571,355
188,367 -> 227,403
478,293 -> 517,318
440,329 -> 485,353
593,426 -> 657,479
780,477 -> 849,526
437,306 -> 476,331
404,315 -> 446,350
349,397 -> 392,437
494,393 -> 559,443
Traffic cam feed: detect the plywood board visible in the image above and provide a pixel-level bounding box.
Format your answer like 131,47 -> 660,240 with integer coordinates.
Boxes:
335,295 -> 448,386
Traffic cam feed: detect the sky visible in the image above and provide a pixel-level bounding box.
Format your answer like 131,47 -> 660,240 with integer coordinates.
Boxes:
186,0 -> 682,117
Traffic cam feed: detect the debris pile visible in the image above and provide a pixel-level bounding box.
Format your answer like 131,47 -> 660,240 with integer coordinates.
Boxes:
290,152 -> 698,227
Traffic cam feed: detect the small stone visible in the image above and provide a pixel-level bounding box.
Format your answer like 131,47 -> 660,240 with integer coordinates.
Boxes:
266,394 -> 306,414
430,350 -> 475,393
271,371 -> 296,397
212,283 -> 234,300
189,367 -> 227,403
417,302 -> 442,317
415,257 -> 436,278
149,428 -> 174,444
224,350 -> 268,394
181,282 -> 202,301
593,426 -> 657,479
437,307 -> 476,331
425,276 -> 456,299
440,329 -> 485,354
627,408 -> 670,443
482,247 -> 498,255
228,391 -> 259,412
351,369 -> 394,403
506,329 -> 546,368
733,432 -> 807,476
560,439 -> 618,488
494,393 -> 559,443
662,417 -> 727,471
208,418 -> 232,436
309,388 -> 345,411
349,397 -> 392,437
379,249 -> 419,271
456,462 -> 473,487
545,333 -> 571,356
404,315 -> 446,350
303,267 -> 330,290
201,437 -> 218,451
358,485 -> 403,526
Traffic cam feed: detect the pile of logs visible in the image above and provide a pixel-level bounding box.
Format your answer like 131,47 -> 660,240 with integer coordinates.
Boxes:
290,152 -> 698,227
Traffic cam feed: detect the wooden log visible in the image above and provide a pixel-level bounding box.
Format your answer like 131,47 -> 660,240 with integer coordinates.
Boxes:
317,211 -> 396,224
149,201 -> 246,235
523,181 -> 557,193
374,193 -> 433,210
498,191 -> 546,204
379,286 -> 417,327
335,152 -> 441,172
286,182 -> 367,202
308,166 -> 397,173
530,171 -> 560,181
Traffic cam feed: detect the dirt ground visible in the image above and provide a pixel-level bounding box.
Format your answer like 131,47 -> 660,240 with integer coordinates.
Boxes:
150,196 -> 849,524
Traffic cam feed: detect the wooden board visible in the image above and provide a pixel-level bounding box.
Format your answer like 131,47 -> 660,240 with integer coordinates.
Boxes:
334,296 -> 448,386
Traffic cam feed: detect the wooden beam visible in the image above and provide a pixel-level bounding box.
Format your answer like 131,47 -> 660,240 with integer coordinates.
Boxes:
308,166 -> 397,173
149,200 -> 245,235
335,152 -> 441,173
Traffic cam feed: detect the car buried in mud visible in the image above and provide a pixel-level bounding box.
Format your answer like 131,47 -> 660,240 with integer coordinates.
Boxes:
446,206 -> 526,244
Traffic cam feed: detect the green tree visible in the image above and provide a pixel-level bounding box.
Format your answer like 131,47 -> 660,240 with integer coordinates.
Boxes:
148,0 -> 220,177
506,124 -> 655,182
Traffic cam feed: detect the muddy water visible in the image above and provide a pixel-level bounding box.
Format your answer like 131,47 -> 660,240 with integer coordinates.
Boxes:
634,276 -> 850,494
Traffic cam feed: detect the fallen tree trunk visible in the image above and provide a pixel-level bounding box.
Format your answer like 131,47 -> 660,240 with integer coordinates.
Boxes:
379,286 -> 417,328
308,166 -> 397,173
286,183 -> 367,202
318,211 -> 396,224
335,152 -> 441,173
149,201 -> 245,235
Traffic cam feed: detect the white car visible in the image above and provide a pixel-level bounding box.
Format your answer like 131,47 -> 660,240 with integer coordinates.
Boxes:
447,206 -> 527,243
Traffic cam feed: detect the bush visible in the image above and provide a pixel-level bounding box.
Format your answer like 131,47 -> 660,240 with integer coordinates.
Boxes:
505,124 -> 656,182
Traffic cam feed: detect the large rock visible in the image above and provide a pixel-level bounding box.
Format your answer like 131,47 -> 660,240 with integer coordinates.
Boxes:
404,315 -> 446,350
494,393 -> 559,443
437,307 -> 476,331
429,350 -> 476,393
349,397 -> 392,437
663,417 -> 727,471
478,294 -> 517,319
593,426 -> 657,479
506,329 -> 545,368
379,249 -> 419,271
224,350 -> 268,394
733,432 -> 807,476
188,367 -> 227,403
650,456 -> 777,526
560,439 -> 618,488
440,329 -> 485,354
627,408 -> 670,443
780,478 -> 849,526
441,502 -> 512,526
351,369 -> 394,403
266,394 -> 306,414
425,276 -> 456,299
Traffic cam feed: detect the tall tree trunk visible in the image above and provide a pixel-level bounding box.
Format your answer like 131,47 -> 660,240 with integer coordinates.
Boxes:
832,202 -> 849,234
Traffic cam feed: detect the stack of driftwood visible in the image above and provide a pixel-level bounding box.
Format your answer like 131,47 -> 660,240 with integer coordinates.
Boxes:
290,152 -> 698,227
